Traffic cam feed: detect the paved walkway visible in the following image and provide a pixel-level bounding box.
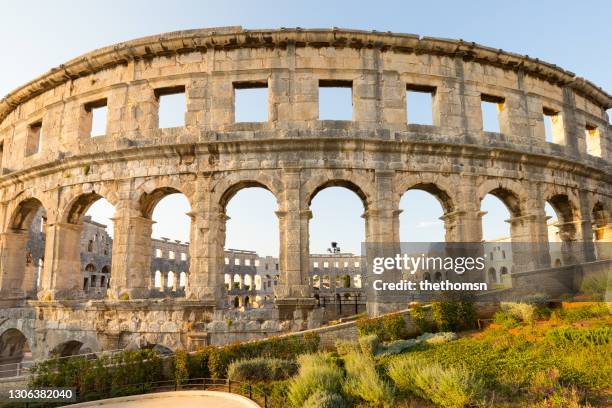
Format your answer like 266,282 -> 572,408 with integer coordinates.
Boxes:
65,390 -> 261,408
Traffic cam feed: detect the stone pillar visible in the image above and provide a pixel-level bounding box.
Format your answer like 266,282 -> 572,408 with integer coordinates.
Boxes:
366,170 -> 408,316
37,222 -> 84,300
275,168 -> 315,319
441,209 -> 484,243
593,224 -> 612,260
108,205 -> 154,300
507,208 -> 551,272
553,220 -> 590,266
0,231 -> 29,297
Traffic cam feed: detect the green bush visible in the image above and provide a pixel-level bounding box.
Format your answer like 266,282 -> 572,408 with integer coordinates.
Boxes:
194,333 -> 319,378
343,352 -> 395,407
356,313 -> 406,341
493,310 -> 521,328
29,349 -> 163,399
303,390 -> 347,408
409,304 -> 435,333
287,353 -> 344,407
559,303 -> 610,323
431,301 -> 475,332
500,302 -> 537,322
387,354 -> 481,408
545,326 -> 612,347
417,332 -> 458,345
173,350 -> 189,386
335,339 -> 360,355
382,314 -> 407,340
358,334 -> 381,357
378,339 -> 419,356
227,357 -> 297,382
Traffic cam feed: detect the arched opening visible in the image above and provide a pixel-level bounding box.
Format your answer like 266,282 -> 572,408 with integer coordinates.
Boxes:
51,340 -> 85,357
487,267 -> 497,283
343,274 -> 351,288
76,196 -> 114,298
554,258 -> 562,268
0,329 -> 32,377
166,271 -> 175,290
233,274 -> 242,290
309,184 -> 366,256
399,185 -> 452,242
233,296 -> 240,308
353,274 -> 362,288
146,189 -> 191,297
592,202 -> 610,260
223,184 -> 278,306
244,274 -> 252,291
224,274 -> 231,290
154,271 -> 162,289
481,191 -> 517,242
1,198 -> 47,298
546,195 -> 579,265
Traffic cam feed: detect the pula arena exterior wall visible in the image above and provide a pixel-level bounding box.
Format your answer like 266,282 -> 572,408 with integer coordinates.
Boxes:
0,27 -> 610,357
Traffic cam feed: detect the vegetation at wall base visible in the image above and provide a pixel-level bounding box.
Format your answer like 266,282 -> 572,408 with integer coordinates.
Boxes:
25,302 -> 611,407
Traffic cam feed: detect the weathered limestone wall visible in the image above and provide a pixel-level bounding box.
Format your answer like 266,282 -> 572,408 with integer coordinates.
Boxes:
0,27 -> 610,359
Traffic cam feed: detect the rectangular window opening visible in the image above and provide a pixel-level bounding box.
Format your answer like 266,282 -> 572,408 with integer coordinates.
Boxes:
319,80 -> 352,120
406,85 -> 435,125
481,94 -> 504,133
155,86 -> 186,129
26,121 -> 42,157
85,99 -> 108,137
234,81 -> 269,123
585,124 -> 602,157
543,107 -> 564,144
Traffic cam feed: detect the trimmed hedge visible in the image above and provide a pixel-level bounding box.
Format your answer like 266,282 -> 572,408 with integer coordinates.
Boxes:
227,357 -> 297,382
188,332 -> 320,378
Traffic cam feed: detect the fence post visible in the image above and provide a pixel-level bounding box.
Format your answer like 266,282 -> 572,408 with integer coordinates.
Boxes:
249,384 -> 252,399
227,379 -> 231,393
16,362 -> 20,377
264,393 -> 268,408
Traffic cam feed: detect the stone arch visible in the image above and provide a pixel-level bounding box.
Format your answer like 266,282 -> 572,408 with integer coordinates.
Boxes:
7,197 -> 46,232
478,184 -> 524,218
62,192 -> 116,225
305,178 -> 371,210
212,171 -> 283,211
394,173 -> 457,214
487,267 -> 497,283
50,340 -> 86,357
233,274 -> 242,289
138,186 -> 193,219
0,328 -> 32,372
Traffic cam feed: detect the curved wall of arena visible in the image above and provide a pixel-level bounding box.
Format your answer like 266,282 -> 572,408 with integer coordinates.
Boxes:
0,27 -> 610,310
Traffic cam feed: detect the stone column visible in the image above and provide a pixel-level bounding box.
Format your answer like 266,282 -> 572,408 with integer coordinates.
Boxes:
507,206 -> 551,272
441,209 -> 484,243
184,186 -> 224,307
108,204 -> 154,300
0,231 -> 29,297
275,168 -> 315,319
366,170 -> 408,316
37,222 -> 83,300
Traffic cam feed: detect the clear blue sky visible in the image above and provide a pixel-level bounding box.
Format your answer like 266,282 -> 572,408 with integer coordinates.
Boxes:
2,1 -> 607,256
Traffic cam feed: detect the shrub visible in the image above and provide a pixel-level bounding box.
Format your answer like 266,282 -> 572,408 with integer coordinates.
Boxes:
356,316 -> 384,338
199,334 -> 320,378
227,357 -> 297,382
359,334 -> 381,357
382,314 -> 407,340
409,304 -> 435,333
559,303 -> 610,323
343,352 -> 395,407
417,332 -> 458,345
29,349 -> 163,399
378,339 -> 419,356
387,355 -> 481,408
303,390 -> 347,408
287,353 -> 344,407
493,310 -> 521,329
431,301 -> 475,332
501,302 -> 537,322
545,326 -> 612,347
335,339 -> 360,355
173,350 -> 189,386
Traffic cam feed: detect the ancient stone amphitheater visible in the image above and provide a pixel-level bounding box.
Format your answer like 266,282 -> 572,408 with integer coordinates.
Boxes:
0,27 -> 610,362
